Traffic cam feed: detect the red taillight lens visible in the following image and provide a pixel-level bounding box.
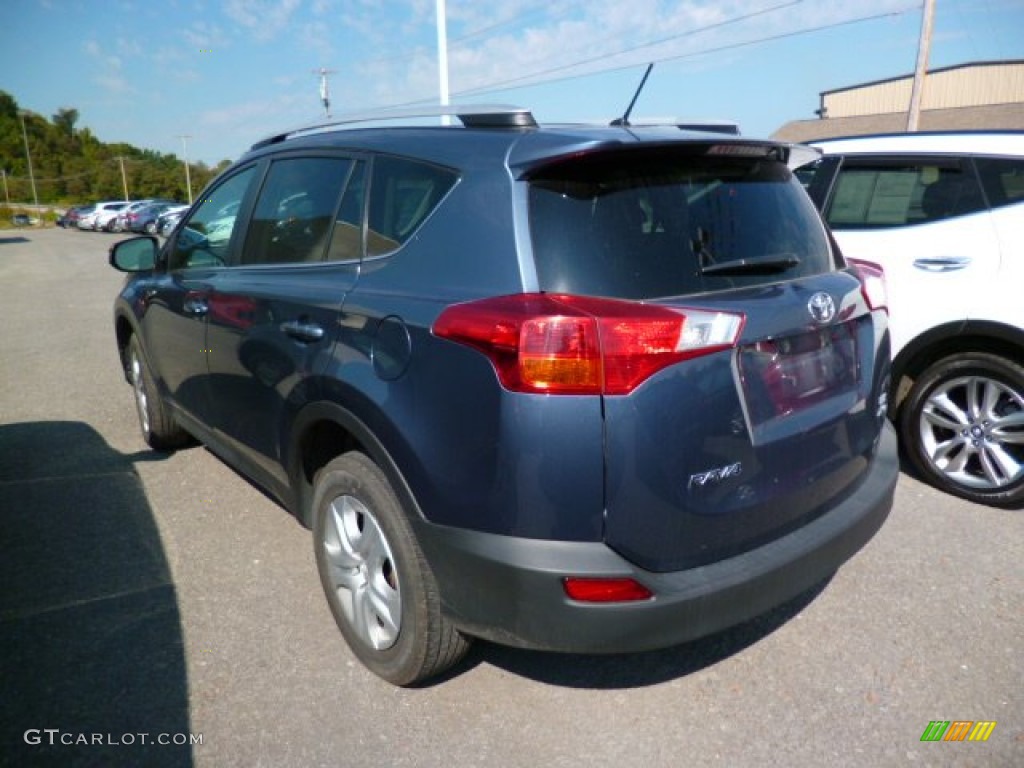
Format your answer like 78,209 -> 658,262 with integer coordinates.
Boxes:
433,293 -> 744,395
563,577 -> 653,603
848,258 -> 887,312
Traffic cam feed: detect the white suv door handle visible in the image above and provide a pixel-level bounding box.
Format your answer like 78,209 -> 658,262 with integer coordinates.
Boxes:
913,257 -> 971,272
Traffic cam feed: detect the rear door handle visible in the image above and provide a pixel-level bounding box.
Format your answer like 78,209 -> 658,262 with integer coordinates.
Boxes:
913,257 -> 971,272
281,319 -> 325,342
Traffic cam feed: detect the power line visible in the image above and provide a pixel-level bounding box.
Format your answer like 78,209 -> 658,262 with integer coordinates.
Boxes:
453,0 -> 801,97
453,5 -> 921,100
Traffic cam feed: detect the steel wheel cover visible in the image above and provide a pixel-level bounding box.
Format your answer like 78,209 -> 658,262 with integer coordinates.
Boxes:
918,374 -> 1024,490
129,348 -> 150,436
321,494 -> 401,651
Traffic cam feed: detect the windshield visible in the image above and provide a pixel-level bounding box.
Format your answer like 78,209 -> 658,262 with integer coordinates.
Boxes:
528,149 -> 834,299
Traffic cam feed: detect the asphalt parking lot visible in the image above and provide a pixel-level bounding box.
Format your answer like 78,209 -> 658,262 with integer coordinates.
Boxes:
1,227 -> 1020,768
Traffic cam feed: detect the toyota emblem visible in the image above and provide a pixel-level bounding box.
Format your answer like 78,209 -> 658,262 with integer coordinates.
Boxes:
808,292 -> 836,324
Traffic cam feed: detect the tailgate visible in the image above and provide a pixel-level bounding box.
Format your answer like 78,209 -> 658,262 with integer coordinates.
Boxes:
602,272 -> 889,572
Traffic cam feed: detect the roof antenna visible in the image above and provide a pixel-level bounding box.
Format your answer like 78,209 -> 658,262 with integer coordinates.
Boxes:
611,63 -> 654,127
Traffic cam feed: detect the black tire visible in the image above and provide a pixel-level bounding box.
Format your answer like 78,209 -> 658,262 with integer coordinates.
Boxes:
126,335 -> 191,451
312,452 -> 470,685
900,352 -> 1024,508
145,221 -> 157,235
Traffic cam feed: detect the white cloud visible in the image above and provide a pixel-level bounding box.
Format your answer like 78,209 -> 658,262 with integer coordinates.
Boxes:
94,73 -> 134,95
224,0 -> 302,42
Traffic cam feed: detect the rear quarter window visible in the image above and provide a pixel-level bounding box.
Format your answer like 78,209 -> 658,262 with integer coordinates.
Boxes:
366,155 -> 458,257
974,157 -> 1024,209
528,149 -> 833,300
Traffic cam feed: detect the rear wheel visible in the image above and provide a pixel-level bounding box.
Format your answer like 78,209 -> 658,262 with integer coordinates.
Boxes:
126,335 -> 190,450
900,353 -> 1024,508
312,452 -> 470,685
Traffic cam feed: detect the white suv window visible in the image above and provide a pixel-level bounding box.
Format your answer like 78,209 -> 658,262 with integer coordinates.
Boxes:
975,157 -> 1024,209
826,159 -> 985,229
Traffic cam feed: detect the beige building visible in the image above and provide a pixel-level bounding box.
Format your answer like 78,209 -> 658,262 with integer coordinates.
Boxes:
773,59 -> 1024,143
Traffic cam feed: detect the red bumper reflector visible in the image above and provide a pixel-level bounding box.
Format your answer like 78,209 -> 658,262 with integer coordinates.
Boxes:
563,577 -> 653,603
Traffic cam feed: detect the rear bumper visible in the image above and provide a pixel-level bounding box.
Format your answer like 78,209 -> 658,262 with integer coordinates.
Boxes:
415,423 -> 898,653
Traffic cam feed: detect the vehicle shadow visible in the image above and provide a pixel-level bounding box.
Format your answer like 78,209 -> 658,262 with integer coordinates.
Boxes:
0,236 -> 31,245
0,421 -> 193,767
448,577 -> 829,689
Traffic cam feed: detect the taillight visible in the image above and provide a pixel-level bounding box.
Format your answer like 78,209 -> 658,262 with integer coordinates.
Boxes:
848,258 -> 887,312
563,577 -> 653,603
433,293 -> 744,395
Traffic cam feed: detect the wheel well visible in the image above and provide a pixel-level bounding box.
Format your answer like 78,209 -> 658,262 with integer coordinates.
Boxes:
892,327 -> 1024,416
114,316 -> 134,377
299,420 -> 362,487
293,419 -> 364,527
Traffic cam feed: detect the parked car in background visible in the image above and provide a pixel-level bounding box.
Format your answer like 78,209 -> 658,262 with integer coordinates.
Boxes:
11,213 -> 32,226
108,105 -> 897,685
115,199 -> 178,233
156,204 -> 189,236
797,131 -> 1024,507
124,202 -> 181,234
58,205 -> 91,228
82,201 -> 129,232
75,204 -> 101,230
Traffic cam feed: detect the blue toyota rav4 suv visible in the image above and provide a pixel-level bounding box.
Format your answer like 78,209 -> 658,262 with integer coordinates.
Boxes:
109,106 -> 897,685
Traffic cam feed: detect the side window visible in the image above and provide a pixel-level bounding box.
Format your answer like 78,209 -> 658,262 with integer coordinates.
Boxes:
825,158 -> 985,230
974,157 -> 1024,210
241,157 -> 352,266
169,167 -> 255,270
326,160 -> 366,262
366,155 -> 458,257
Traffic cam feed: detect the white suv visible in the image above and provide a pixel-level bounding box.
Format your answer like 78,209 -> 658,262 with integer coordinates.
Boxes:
798,131 -> 1024,507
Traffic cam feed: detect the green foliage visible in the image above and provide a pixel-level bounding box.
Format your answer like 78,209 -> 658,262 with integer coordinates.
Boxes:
0,90 -> 228,206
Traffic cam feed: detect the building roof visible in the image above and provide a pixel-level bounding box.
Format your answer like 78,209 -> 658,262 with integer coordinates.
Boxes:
771,60 -> 1024,143
772,103 -> 1024,143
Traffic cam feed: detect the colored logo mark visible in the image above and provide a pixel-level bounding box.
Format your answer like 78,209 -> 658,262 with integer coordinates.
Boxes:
920,721 -> 997,742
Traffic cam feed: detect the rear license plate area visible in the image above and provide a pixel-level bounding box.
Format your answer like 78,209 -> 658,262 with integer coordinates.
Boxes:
738,320 -> 860,425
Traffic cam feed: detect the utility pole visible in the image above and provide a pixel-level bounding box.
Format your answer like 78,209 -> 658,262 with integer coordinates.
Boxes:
907,0 -> 936,132
18,111 -> 39,208
178,135 -> 193,204
436,0 -> 451,125
115,156 -> 130,201
1,170 -> 9,206
313,68 -> 336,118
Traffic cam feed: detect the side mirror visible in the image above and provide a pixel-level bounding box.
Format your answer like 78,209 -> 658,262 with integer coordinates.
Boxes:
109,236 -> 158,272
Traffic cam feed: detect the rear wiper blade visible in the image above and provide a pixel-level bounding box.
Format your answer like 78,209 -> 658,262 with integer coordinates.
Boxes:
700,253 -> 800,276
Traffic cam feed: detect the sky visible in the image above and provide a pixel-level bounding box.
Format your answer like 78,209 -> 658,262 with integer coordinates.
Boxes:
4,0 -> 1024,167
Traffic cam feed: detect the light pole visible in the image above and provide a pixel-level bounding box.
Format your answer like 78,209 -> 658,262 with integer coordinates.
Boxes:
436,0 -> 450,125
18,111 -> 39,208
178,135 -> 193,204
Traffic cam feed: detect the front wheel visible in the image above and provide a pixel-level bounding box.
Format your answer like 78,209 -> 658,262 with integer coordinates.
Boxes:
900,353 -> 1024,508
312,452 -> 470,685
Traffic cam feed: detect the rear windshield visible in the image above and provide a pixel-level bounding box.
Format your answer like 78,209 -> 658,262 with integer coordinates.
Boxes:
528,149 -> 833,299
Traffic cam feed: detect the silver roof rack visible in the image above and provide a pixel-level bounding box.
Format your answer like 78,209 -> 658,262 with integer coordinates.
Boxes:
252,104 -> 537,150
